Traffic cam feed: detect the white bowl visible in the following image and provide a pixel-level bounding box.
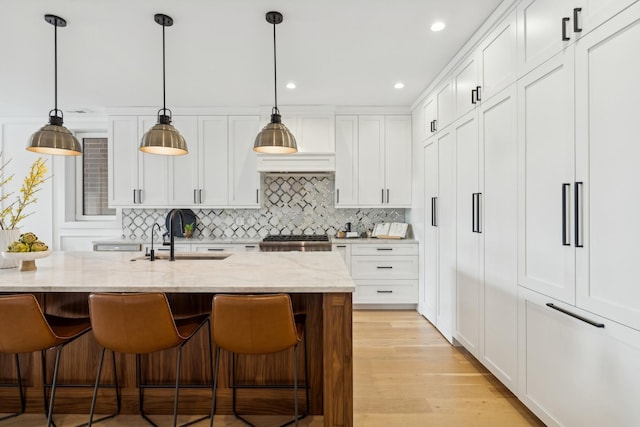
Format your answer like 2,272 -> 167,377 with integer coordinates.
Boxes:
1,250 -> 51,261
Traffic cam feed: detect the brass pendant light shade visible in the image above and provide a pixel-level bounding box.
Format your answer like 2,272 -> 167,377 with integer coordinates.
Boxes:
140,14 -> 188,156
253,11 -> 297,154
27,15 -> 81,156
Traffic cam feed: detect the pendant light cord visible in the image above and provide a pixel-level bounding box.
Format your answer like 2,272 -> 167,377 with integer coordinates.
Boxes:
54,21 -> 58,113
273,20 -> 278,114
162,23 -> 166,112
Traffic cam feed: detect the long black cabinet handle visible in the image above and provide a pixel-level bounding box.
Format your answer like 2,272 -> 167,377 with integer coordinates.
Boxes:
477,193 -> 482,233
387,189 -> 390,204
546,303 -> 604,328
256,189 -> 259,204
562,183 -> 571,246
207,248 -> 225,252
562,17 -> 570,41
433,120 -> 437,132
471,89 -> 477,105
376,266 -> 393,269
431,197 -> 438,227
244,245 -> 256,249
336,188 -> 340,204
573,8 -> 582,33
194,189 -> 198,204
381,189 -> 385,204
476,86 -> 482,101
336,245 -> 347,248
377,290 -> 393,294
199,189 -> 203,204
575,182 -> 583,247
133,189 -> 137,204
472,193 -> 477,233
376,248 -> 393,251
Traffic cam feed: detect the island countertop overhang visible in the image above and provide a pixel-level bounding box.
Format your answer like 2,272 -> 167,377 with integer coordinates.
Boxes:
0,251 -> 356,293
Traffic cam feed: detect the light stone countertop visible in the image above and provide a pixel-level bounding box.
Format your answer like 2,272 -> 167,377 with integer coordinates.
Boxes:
0,251 -> 355,294
331,237 -> 418,244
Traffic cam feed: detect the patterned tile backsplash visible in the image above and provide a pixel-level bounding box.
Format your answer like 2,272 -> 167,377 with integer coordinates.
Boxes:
121,174 -> 405,241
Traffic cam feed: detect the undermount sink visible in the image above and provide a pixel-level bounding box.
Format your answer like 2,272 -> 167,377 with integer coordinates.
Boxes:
131,253 -> 231,261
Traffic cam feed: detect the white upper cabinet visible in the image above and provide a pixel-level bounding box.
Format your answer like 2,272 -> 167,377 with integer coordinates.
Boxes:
453,56 -> 479,119
273,112 -> 335,153
575,2 -> 640,331
384,116 -> 412,207
420,78 -> 454,139
195,116 -> 228,206
228,115 -> 260,208
356,115 -> 412,208
109,116 -> 139,207
357,116 -> 386,206
168,116 -> 199,206
478,10 -> 517,101
335,116 -> 359,207
137,116 -> 170,206
517,49 -> 576,305
436,78 -> 454,132
517,0 -> 637,77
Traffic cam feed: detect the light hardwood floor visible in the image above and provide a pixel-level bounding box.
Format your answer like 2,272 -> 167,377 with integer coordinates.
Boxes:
1,310 -> 544,426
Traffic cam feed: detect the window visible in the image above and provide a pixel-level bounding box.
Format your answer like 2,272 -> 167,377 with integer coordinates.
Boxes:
70,132 -> 116,221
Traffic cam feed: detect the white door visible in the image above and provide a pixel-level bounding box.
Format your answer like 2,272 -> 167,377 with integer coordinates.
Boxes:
436,79 -> 454,132
517,0 -> 575,77
138,116 -> 169,206
421,139 -> 438,323
480,84 -> 518,391
228,116 -> 260,208
198,116 -> 228,206
436,129 -> 456,343
517,49 -> 576,304
518,288 -> 640,427
454,111 -> 480,356
422,96 -> 437,138
297,114 -> 335,153
357,116 -> 385,206
335,116 -> 358,207
575,3 -> 640,331
168,116 -> 199,206
109,116 -> 139,206
580,0 -> 639,36
453,55 -> 479,119
478,10 -> 517,102
384,116 -> 412,207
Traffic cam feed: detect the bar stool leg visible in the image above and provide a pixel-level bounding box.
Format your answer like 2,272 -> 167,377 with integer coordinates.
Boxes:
173,345 -> 183,427
0,354 -> 26,421
210,346 -> 221,427
88,348 -> 106,426
46,346 -> 64,427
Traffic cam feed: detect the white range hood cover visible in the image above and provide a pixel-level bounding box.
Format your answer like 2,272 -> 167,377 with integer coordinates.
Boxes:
256,152 -> 335,172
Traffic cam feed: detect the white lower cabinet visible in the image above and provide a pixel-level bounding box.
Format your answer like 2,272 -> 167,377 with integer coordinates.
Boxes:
331,243 -> 351,273
347,242 -> 418,305
518,287 -> 640,427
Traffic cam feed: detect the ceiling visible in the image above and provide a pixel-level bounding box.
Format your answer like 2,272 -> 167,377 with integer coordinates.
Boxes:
1,0 -> 504,116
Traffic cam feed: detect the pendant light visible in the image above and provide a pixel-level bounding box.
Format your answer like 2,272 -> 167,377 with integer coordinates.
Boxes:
139,14 -> 188,156
27,15 -> 82,156
253,11 -> 297,154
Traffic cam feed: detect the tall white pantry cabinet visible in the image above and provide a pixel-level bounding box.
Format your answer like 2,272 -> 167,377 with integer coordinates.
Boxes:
414,1 -> 640,426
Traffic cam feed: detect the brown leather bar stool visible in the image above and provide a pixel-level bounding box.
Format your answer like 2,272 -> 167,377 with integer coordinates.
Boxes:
0,294 -> 96,426
87,292 -> 213,427
210,294 -> 309,427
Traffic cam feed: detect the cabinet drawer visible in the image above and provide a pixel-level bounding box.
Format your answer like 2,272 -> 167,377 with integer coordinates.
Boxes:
354,280 -> 418,304
351,243 -> 418,256
351,256 -> 418,280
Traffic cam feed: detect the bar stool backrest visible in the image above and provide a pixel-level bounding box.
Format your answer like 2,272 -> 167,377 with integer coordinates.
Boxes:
88,293 -> 183,354
212,294 -> 300,355
0,294 -> 58,353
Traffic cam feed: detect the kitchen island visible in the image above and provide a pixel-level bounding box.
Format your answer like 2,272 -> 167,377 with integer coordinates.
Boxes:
0,251 -> 354,426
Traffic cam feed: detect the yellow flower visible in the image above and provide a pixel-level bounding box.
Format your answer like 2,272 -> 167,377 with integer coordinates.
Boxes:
0,157 -> 49,230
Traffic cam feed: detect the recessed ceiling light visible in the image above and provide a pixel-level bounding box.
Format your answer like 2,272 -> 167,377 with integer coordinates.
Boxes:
394,82 -> 405,89
286,82 -> 296,89
431,21 -> 446,32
